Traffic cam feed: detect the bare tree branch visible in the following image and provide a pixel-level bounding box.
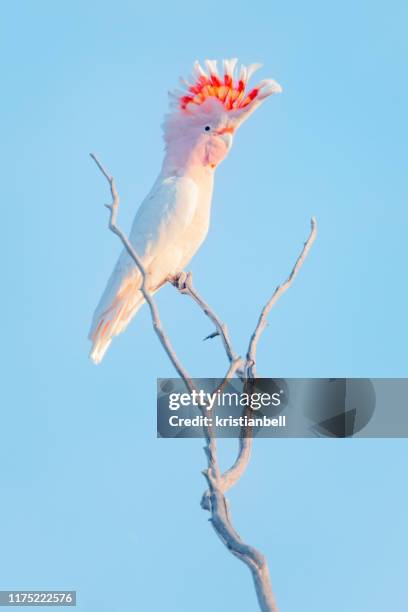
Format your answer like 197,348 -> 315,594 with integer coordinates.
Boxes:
91,155 -> 317,612
246,217 -> 317,378
221,220 -> 317,498
203,468 -> 278,611
170,271 -> 243,373
200,220 -> 317,498
198,379 -> 278,611
221,428 -> 253,491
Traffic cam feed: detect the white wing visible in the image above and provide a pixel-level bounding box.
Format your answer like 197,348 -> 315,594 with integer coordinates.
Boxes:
89,175 -> 198,363
128,175 -> 198,271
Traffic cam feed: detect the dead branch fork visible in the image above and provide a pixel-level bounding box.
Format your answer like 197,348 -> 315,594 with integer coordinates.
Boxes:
91,154 -> 317,612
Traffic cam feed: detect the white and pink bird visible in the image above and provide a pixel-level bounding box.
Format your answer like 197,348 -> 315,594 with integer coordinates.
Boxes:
89,58 -> 281,363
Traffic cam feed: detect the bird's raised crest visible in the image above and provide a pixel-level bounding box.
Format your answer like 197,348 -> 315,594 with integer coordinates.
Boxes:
169,58 -> 282,113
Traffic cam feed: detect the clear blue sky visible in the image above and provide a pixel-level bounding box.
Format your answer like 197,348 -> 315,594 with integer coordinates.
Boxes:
2,1 -> 407,610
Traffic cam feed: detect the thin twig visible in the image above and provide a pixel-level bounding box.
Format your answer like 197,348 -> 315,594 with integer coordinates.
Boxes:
246,217 -> 317,378
171,272 -> 243,375
197,356 -> 243,487
203,330 -> 220,341
222,220 -> 317,496
211,357 -> 245,395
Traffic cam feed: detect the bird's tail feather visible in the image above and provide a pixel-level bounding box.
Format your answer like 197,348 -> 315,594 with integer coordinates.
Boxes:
89,288 -> 144,364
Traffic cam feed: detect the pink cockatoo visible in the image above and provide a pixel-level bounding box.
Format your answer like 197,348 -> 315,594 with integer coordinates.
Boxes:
89,58 -> 281,363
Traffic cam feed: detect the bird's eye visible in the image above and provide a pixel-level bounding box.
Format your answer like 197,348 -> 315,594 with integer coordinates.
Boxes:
204,125 -> 211,132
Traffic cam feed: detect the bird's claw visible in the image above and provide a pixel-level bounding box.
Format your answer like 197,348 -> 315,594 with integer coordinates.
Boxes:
171,271 -> 192,292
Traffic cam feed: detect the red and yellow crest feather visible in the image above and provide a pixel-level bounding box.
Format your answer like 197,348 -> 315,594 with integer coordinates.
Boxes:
169,58 -> 281,113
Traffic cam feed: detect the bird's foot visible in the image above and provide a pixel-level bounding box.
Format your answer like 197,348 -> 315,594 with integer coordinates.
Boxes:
170,271 -> 192,292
